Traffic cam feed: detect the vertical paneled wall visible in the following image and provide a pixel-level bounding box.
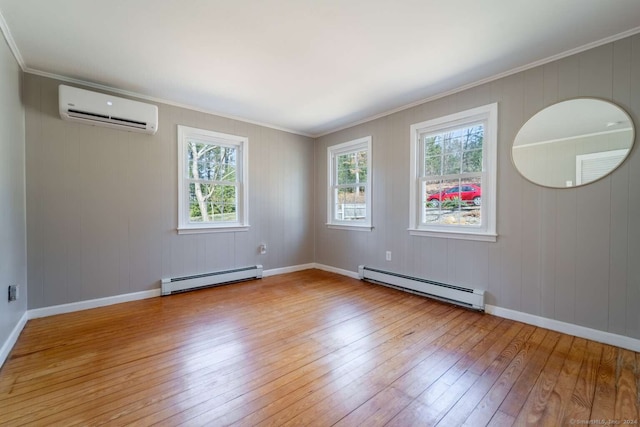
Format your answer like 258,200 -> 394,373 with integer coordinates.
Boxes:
0,35 -> 26,349
314,35 -> 640,339
25,75 -> 315,309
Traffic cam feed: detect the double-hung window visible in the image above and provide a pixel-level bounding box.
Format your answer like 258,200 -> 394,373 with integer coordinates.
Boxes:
327,136 -> 372,230
177,125 -> 249,234
409,103 -> 497,241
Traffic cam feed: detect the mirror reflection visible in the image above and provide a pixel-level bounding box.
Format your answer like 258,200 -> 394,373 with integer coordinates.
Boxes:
512,98 -> 634,188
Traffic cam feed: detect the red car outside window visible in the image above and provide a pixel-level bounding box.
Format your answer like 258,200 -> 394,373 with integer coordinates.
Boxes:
427,184 -> 481,207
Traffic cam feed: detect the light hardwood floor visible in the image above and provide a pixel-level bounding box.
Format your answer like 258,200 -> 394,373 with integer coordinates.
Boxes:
1,270 -> 639,426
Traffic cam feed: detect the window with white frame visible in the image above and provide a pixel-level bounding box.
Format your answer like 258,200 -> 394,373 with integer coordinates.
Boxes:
177,125 -> 249,234
327,136 -> 372,230
409,103 -> 497,241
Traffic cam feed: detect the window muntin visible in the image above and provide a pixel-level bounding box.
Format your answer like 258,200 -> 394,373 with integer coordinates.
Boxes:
327,136 -> 372,229
409,104 -> 497,241
178,126 -> 249,233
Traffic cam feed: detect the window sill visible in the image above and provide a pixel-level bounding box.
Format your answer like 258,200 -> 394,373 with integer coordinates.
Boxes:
408,228 -> 497,242
327,223 -> 373,232
178,225 -> 250,235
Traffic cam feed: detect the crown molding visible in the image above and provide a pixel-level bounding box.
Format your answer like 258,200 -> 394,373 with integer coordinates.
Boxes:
314,25 -> 640,138
0,8 -> 25,69
24,67 -> 314,138
3,5 -> 640,140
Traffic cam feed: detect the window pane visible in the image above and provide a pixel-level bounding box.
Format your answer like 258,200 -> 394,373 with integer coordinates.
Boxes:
423,124 -> 484,177
356,151 -> 368,183
462,125 -> 484,151
424,135 -> 443,156
188,183 -> 237,223
424,155 -> 442,176
462,149 -> 483,173
336,153 -> 356,184
210,200 -> 238,222
423,178 -> 481,227
336,151 -> 367,185
189,201 -> 204,222
425,180 -> 443,208
424,180 -> 444,224
335,186 -> 366,221
443,152 -> 462,175
208,162 -> 236,181
459,178 -> 481,205
188,141 -> 238,181
442,131 -> 462,153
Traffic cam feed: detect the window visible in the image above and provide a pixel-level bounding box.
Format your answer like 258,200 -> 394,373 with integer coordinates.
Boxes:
409,103 -> 497,241
327,136 -> 372,230
177,125 -> 249,234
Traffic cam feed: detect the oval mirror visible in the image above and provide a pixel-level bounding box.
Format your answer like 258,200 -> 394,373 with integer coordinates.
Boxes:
512,98 -> 634,188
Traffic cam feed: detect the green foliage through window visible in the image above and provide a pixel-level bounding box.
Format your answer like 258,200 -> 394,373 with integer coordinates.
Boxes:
328,137 -> 371,226
187,140 -> 238,223
421,124 -> 483,227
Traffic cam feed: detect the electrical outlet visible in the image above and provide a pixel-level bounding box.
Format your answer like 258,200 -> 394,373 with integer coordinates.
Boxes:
385,251 -> 392,261
259,244 -> 267,255
8,285 -> 18,302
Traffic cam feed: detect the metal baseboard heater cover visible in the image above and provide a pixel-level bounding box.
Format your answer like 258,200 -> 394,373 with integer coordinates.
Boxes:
358,265 -> 485,311
161,265 -> 263,296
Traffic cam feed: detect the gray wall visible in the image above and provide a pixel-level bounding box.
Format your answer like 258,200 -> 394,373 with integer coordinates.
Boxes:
315,35 -> 640,339
0,35 -> 27,350
14,30 -> 640,344
25,74 -> 315,309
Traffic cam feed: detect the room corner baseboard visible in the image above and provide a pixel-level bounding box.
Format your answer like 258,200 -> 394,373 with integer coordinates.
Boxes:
9,267 -> 638,363
313,263 -> 360,279
0,311 -> 28,368
28,288 -> 161,320
485,304 -> 640,352
263,263 -> 315,277
27,264 -> 319,320
263,263 -> 360,279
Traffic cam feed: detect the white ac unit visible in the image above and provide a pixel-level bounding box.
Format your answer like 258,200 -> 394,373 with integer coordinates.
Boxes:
58,85 -> 158,134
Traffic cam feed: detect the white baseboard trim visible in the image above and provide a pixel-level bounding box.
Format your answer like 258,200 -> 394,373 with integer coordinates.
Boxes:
313,263 -> 360,280
263,263 -> 360,280
317,265 -> 640,352
263,263 -> 315,277
26,265 -> 320,321
10,266 -> 637,364
25,264 -> 320,320
0,311 -> 28,368
28,288 -> 161,320
485,304 -> 640,352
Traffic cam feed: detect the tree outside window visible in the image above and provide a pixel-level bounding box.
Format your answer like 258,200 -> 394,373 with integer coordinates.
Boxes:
327,136 -> 372,230
177,126 -> 249,234
409,103 -> 497,241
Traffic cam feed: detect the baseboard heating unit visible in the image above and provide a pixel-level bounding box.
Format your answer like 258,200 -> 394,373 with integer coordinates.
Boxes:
358,265 -> 485,311
161,265 -> 263,296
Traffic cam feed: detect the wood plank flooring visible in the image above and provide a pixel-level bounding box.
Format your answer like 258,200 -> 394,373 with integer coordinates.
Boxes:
1,269 -> 638,426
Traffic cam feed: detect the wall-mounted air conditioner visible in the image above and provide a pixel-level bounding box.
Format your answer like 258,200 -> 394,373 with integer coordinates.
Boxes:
58,85 -> 158,134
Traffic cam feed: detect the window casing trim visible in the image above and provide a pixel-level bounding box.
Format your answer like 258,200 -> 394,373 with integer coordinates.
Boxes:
177,125 -> 249,234
327,136 -> 372,230
408,103 -> 497,240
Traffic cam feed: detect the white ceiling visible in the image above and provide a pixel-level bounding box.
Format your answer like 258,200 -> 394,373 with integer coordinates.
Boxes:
1,1 -> 640,137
